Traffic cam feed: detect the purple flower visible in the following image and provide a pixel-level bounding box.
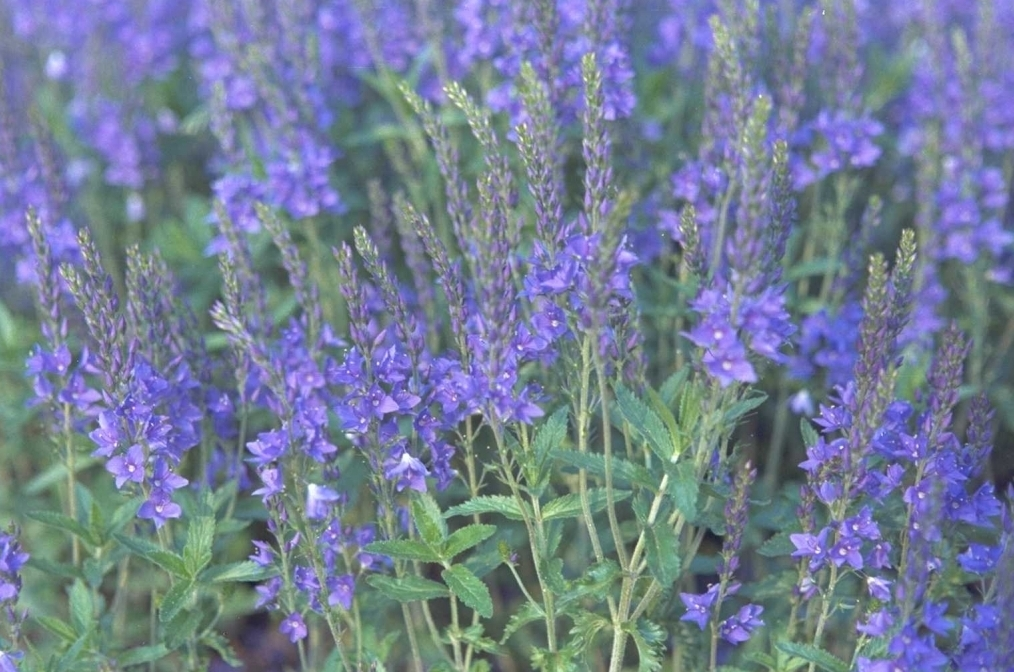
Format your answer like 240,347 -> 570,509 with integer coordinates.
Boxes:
0,650 -> 23,672
305,484 -> 341,520
247,429 -> 287,465
383,449 -> 429,493
252,467 -> 284,503
958,544 -> 1000,574
866,576 -> 892,602
679,583 -> 721,630
255,577 -> 282,609
719,604 -> 764,644
137,491 -> 182,529
149,459 -> 188,497
106,444 -> 146,489
857,610 -> 894,638
249,541 -> 274,567
830,535 -> 864,570
327,574 -> 355,610
790,527 -> 831,572
702,340 -> 758,387
280,612 -> 307,643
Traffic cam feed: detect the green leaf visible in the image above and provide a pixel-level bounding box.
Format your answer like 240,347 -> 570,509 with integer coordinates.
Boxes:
614,384 -> 674,463
68,580 -> 93,634
542,489 -> 631,521
757,531 -> 798,558
724,390 -> 768,423
659,367 -> 691,405
667,461 -> 699,521
23,457 -> 99,496
202,632 -> 242,667
744,651 -> 779,670
200,561 -> 277,584
184,516 -> 215,577
410,492 -> 447,547
460,622 -> 500,654
442,565 -> 493,618
627,618 -> 666,672
115,534 -> 189,577
444,524 -> 497,559
27,557 -> 84,581
800,418 -> 820,448
117,644 -> 170,666
37,615 -> 77,643
559,560 -> 621,609
367,574 -> 450,602
500,601 -> 544,644
88,500 -> 106,547
163,607 -> 202,649
444,495 -> 526,521
533,406 -> 568,465
160,580 -> 196,623
26,510 -> 99,547
106,497 -> 145,536
552,449 -> 654,490
364,539 -> 443,563
646,387 -> 684,457
644,524 -> 681,586
775,642 -> 849,672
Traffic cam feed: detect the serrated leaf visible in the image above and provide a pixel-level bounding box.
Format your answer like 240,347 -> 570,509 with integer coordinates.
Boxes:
542,489 -> 631,521
444,524 -> 497,558
552,449 -> 654,490
744,651 -> 778,669
757,531 -> 798,558
775,642 -> 849,672
559,560 -> 621,608
184,516 -> 215,577
660,367 -> 691,405
667,461 -> 698,521
500,601 -> 545,643
200,561 -> 277,584
410,492 -> 447,547
364,539 -> 443,563
115,534 -> 189,577
533,406 -> 568,465
164,606 -> 202,649
68,580 -> 93,634
117,644 -> 170,666
646,387 -> 684,457
27,557 -> 84,581
460,622 -> 500,654
160,580 -> 195,623
677,382 -> 703,430
367,574 -> 450,602
88,500 -> 106,547
800,418 -> 820,448
444,496 -> 526,521
26,510 -> 99,547
442,565 -> 493,618
724,391 -> 768,423
628,618 -> 666,672
614,384 -> 674,462
37,615 -> 77,642
645,524 -> 681,586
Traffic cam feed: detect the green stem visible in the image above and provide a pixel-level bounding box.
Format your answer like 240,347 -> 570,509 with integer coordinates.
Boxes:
808,564 -> 840,672
62,402 -> 80,566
